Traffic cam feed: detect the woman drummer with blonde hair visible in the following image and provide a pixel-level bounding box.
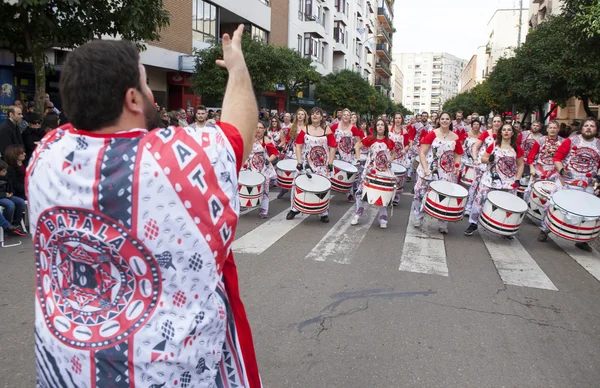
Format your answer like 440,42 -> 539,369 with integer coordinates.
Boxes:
330,108 -> 363,202
277,108 -> 308,199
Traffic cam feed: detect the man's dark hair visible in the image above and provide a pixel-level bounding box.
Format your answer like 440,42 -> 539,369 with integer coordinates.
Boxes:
0,160 -> 8,171
60,40 -> 141,131
43,112 -> 60,131
196,105 -> 207,112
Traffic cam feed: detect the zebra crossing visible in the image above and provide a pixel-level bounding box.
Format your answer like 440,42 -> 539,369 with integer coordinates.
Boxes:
233,192 -> 600,292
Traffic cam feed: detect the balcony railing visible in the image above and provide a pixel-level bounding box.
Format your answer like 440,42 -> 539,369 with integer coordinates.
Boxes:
375,78 -> 391,89
375,61 -> 391,76
377,7 -> 392,30
377,27 -> 393,46
376,43 -> 392,61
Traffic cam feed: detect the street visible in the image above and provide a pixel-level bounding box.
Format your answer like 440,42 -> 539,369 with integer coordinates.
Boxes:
2,180 -> 600,387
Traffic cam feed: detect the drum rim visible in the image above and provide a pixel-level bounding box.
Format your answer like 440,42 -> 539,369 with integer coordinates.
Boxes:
238,170 -> 266,185
332,159 -> 359,173
276,159 -> 298,171
429,180 -> 469,197
295,174 -> 332,191
486,190 -> 528,213
551,189 -> 600,217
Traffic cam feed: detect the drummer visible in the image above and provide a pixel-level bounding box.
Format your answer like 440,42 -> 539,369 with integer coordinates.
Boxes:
524,120 -> 564,201
286,107 -> 337,223
351,118 -> 396,229
412,112 -> 464,234
518,120 -> 544,163
330,108 -> 363,203
537,117 -> 600,251
407,112 -> 432,182
461,118 -> 482,215
464,123 -> 524,237
389,112 -> 410,206
242,121 -> 278,218
277,108 -> 308,199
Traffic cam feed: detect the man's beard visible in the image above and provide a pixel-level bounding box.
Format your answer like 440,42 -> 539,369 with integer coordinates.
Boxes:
582,131 -> 596,140
142,93 -> 163,130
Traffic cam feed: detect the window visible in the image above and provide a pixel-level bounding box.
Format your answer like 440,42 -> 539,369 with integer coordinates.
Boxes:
305,0 -> 313,16
298,34 -> 303,52
251,25 -> 268,43
193,0 -> 218,43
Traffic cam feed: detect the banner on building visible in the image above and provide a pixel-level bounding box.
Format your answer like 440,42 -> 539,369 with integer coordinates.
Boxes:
0,68 -> 15,121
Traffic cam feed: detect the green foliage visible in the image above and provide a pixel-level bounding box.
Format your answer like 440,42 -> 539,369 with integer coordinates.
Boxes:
191,34 -> 320,106
563,0 -> 600,39
0,0 -> 170,113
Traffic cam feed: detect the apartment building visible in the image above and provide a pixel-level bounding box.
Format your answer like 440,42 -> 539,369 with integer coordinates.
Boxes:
395,52 -> 466,114
484,8 -> 528,76
283,0 -> 394,96
459,55 -> 477,93
5,0 -> 271,112
391,63 -> 403,104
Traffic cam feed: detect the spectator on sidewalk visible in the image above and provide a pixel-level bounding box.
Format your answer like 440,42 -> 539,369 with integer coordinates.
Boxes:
22,113 -> 44,159
3,144 -> 27,199
0,105 -> 24,157
0,160 -> 26,236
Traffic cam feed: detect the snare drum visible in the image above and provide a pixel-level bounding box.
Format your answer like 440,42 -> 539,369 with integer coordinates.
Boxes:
479,191 -> 528,236
528,180 -> 556,220
362,172 -> 397,207
424,181 -> 469,221
330,160 -> 358,193
515,175 -> 530,199
460,164 -> 477,187
546,190 -> 600,242
276,159 -> 297,189
238,170 -> 265,208
293,174 -> 332,214
391,163 -> 407,190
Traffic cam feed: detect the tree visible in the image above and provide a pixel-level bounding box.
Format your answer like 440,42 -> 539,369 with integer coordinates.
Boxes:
192,34 -> 320,107
314,70 -> 373,114
563,0 -> 600,39
0,0 -> 170,114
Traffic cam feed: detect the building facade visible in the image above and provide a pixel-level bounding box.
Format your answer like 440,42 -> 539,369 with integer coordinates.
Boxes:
394,52 -> 466,114
459,54 -> 477,93
284,0 -> 394,96
391,63 -> 403,104
484,8 -> 528,76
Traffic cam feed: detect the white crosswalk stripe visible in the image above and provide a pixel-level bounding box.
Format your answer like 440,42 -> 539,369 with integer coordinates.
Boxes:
239,191 -> 278,216
234,196 -> 600,291
306,205 -> 378,264
399,212 -> 449,276
480,229 -> 558,291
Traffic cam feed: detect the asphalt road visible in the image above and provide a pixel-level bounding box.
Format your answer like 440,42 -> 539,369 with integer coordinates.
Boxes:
2,180 -> 600,387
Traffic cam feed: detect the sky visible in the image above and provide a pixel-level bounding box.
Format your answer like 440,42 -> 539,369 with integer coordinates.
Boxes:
392,0 -> 525,60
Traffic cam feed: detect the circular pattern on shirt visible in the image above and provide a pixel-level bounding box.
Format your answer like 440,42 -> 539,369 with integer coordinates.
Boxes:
523,139 -> 536,156
540,140 -> 559,165
375,151 -> 389,171
251,152 -> 265,171
568,146 -> 599,173
497,156 -> 517,178
338,136 -> 353,154
309,146 -> 327,167
35,208 -> 161,350
439,150 -> 455,173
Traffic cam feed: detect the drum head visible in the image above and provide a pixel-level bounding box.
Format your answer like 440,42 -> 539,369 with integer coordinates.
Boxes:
430,180 -> 468,197
391,163 -> 407,174
487,190 -> 528,212
533,180 -> 556,196
333,159 -> 358,173
239,170 -> 265,186
552,189 -> 600,217
295,174 -> 332,191
277,159 -> 297,171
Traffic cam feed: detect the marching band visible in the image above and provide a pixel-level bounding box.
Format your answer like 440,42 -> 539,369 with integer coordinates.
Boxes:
236,109 -> 600,252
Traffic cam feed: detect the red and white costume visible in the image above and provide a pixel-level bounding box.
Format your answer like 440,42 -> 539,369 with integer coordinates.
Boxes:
452,120 -> 467,141
267,127 -> 281,147
407,122 -> 433,178
468,143 -> 523,225
518,130 -> 542,163
527,136 -> 565,180
412,132 -> 464,227
388,126 -> 410,168
331,122 -> 362,164
28,123 -> 262,387
243,138 -> 278,214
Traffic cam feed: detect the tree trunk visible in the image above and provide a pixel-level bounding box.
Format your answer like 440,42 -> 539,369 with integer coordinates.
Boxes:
582,96 -> 597,118
520,107 -> 531,126
33,46 -> 46,115
543,104 -> 559,121
537,104 -> 545,122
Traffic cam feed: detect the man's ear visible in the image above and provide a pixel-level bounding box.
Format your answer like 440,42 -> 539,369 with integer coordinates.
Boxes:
123,88 -> 144,115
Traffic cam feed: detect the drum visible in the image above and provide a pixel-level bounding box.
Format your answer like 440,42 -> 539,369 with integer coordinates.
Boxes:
391,163 -> 407,190
546,189 -> 600,242
238,170 -> 265,208
361,171 -> 397,207
515,175 -> 530,199
460,164 -> 476,187
330,160 -> 358,193
293,174 -> 332,214
276,159 -> 297,189
479,191 -> 528,236
424,181 -> 469,222
528,180 -> 556,221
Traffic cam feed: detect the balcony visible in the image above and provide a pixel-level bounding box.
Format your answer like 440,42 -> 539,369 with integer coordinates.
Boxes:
302,14 -> 327,38
375,61 -> 391,77
377,7 -> 392,32
334,9 -> 348,25
431,92 -> 441,97
377,27 -> 393,47
376,85 -> 390,96
376,43 -> 392,62
376,77 -> 391,89
333,31 -> 348,53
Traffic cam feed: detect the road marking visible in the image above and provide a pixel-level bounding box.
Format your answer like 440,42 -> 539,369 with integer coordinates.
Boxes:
399,212 -> 448,276
480,229 -> 558,291
234,195 -> 335,255
239,191 -> 279,216
529,215 -> 600,283
306,205 -> 379,264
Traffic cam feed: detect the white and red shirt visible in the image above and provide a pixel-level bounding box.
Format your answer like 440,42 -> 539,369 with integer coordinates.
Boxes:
553,135 -> 600,189
295,128 -> 337,176
482,143 -> 524,190
331,122 -> 362,163
452,120 -> 466,140
475,130 -> 498,171
518,130 -> 542,162
388,126 -> 410,166
526,136 -> 564,180
28,123 -> 262,388
417,131 -> 464,181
